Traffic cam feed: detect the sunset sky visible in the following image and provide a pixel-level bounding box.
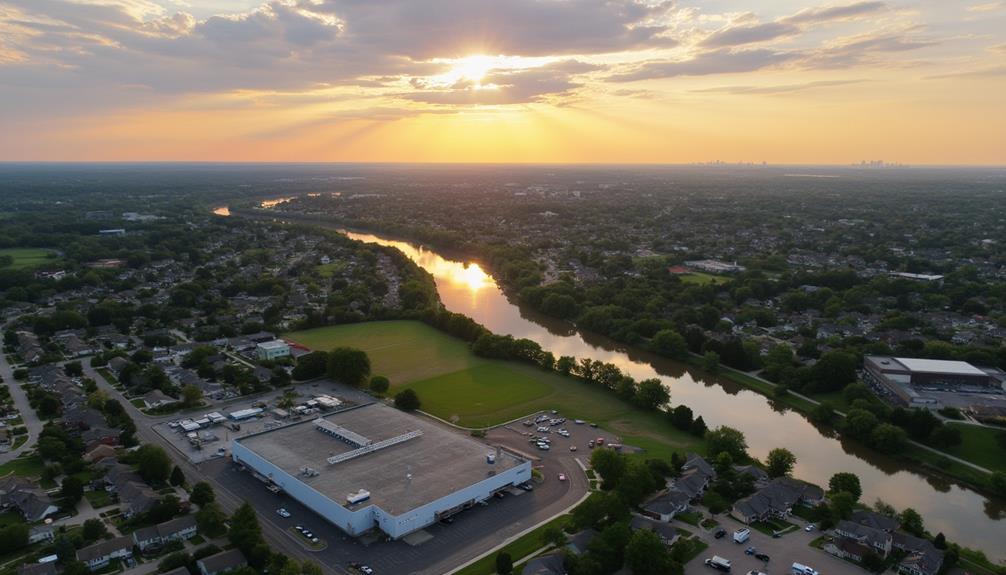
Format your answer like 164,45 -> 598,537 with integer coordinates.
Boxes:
2,0 -> 1004,164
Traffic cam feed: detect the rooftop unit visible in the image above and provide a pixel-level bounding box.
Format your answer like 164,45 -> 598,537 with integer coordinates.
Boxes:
326,430 -> 423,465
314,418 -> 372,447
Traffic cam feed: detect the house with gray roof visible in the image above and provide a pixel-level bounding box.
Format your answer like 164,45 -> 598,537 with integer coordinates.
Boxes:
197,549 -> 247,575
522,553 -> 566,575
630,515 -> 680,546
133,514 -> 198,551
731,477 -> 824,524
642,489 -> 691,522
835,520 -> 893,556
76,535 -> 134,570
850,510 -> 898,532
894,533 -> 944,575
0,477 -> 59,522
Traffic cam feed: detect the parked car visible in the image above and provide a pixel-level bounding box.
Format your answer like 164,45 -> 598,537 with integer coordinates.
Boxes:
714,528 -> 726,539
558,473 -> 567,481
745,547 -> 756,555
569,446 -> 577,452
804,524 -> 816,532
276,508 -> 291,518
755,553 -> 771,562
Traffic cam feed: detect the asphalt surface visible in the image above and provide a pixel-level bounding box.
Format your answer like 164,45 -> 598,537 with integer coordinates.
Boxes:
0,347 -> 45,463
80,361 -> 590,575
684,514 -> 865,575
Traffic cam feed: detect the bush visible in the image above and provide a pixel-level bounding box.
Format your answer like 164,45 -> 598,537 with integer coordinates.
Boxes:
369,375 -> 390,395
394,389 -> 420,411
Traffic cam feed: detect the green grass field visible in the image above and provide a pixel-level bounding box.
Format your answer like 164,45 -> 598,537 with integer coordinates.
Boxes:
0,248 -> 58,270
285,321 -> 704,454
315,262 -> 347,278
940,423 -> 1006,472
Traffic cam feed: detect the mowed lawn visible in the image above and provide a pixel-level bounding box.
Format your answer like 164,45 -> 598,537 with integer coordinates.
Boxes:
285,321 -> 485,385
942,423 -> 1006,472
0,248 -> 57,270
285,320 -> 704,454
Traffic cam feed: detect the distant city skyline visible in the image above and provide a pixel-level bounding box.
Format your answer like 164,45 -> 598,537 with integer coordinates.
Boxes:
1,1 -> 1004,164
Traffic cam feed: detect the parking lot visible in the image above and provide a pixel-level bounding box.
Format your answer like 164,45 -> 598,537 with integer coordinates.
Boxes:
153,380 -> 373,463
685,515 -> 865,575
197,401 -> 591,575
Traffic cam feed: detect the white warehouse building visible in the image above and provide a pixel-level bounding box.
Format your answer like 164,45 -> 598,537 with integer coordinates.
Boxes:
231,402 -> 531,539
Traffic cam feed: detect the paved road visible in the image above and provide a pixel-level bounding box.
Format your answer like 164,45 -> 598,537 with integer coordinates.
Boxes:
0,347 -> 44,463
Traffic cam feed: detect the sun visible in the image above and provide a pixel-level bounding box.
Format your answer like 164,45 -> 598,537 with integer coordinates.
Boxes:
449,55 -> 500,83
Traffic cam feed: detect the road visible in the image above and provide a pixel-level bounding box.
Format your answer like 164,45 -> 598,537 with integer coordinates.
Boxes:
0,346 -> 44,463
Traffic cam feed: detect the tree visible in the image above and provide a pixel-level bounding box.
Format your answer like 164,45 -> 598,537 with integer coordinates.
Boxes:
828,473 -> 862,501
689,415 -> 708,437
60,476 -> 84,505
369,375 -> 390,396
292,351 -> 328,380
810,401 -> 836,424
394,389 -> 420,411
197,502 -> 228,538
626,528 -> 675,575
190,481 -> 215,507
829,490 -> 856,521
766,448 -> 796,478
82,518 -> 108,542
326,347 -> 371,387
64,361 -> 83,377
136,444 -> 173,483
556,356 -> 576,375
933,532 -> 947,550
991,471 -> 1006,497
541,525 -> 567,548
0,524 -> 28,554
862,551 -> 886,573
616,460 -> 658,506
870,423 -> 907,454
181,384 -> 203,407
670,405 -> 693,430
62,562 -> 90,575
705,426 -> 748,460
495,552 -> 513,575
170,465 -> 186,487
590,448 -> 626,489
652,329 -> 688,360
634,378 -> 669,410
844,409 -> 879,440
229,502 -> 264,553
899,508 -> 925,536
702,351 -> 720,373
807,351 -> 858,392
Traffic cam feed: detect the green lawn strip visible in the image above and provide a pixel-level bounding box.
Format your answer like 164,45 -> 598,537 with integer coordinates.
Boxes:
0,248 -> 59,270
314,262 -> 346,278
85,490 -> 113,509
454,514 -> 571,575
0,511 -> 24,528
95,368 -> 117,386
0,456 -> 45,478
938,424 -> 1006,473
672,536 -> 709,564
898,443 -> 995,489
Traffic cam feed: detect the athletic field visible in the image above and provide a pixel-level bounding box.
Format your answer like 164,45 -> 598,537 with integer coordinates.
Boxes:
0,248 -> 57,270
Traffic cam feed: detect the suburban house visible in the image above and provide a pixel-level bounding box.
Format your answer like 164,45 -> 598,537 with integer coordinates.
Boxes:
28,526 -> 55,545
823,538 -> 874,562
161,568 -> 192,575
98,460 -> 159,517
133,514 -> 198,551
630,515 -> 680,546
83,444 -> 119,464
521,553 -> 567,575
142,389 -> 175,409
850,510 -> 899,532
0,477 -> 59,522
197,549 -> 248,575
642,490 -> 691,522
731,477 -> 824,524
894,533 -> 945,575
834,520 -> 893,557
565,529 -> 597,556
76,535 -> 134,570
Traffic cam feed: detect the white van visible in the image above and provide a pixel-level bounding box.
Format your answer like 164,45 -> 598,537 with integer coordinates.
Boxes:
792,563 -> 818,575
733,528 -> 750,544
705,556 -> 732,572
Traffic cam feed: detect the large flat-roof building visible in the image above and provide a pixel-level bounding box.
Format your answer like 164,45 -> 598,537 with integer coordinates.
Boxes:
231,402 -> 531,539
864,356 -> 1004,408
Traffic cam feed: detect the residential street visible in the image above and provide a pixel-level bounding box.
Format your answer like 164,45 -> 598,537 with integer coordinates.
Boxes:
0,345 -> 44,463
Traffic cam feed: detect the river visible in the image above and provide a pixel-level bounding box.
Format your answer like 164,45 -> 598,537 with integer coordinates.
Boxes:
337,229 -> 1006,562
216,205 -> 1005,560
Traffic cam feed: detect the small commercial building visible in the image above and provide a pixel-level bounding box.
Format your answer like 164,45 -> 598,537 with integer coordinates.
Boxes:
864,356 -> 1003,407
232,403 -> 531,539
256,340 -> 290,361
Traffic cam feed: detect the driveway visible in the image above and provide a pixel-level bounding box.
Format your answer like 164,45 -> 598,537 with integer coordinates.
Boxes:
683,514 -> 865,575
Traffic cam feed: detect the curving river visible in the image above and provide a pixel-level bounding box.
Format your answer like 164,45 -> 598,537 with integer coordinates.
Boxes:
337,229 -> 1006,562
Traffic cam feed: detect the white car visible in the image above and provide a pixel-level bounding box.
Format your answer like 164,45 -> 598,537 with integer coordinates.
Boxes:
360,566 -> 374,574
804,524 -> 815,532
558,473 -> 567,481
276,508 -> 291,518
569,446 -> 578,452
